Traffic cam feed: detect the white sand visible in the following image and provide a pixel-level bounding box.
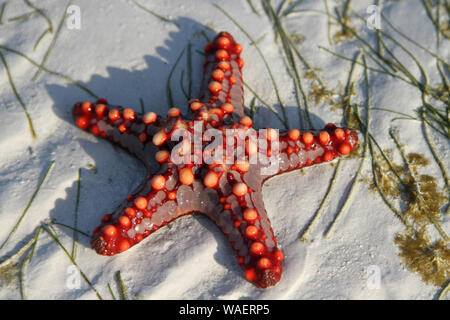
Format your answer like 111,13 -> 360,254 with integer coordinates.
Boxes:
0,0 -> 448,299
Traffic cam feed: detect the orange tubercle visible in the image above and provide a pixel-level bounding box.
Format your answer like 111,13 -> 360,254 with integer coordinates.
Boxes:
102,225 -> 117,238
250,242 -> 265,256
215,49 -> 229,61
302,132 -> 314,145
212,69 -> 225,82
245,225 -> 259,239
208,81 -> 222,94
232,182 -> 248,197
243,208 -> 258,223
218,61 -> 230,71
118,216 -> 131,229
151,175 -> 166,190
221,103 -> 234,114
257,257 -> 272,269
338,142 -> 351,155
334,128 -> 345,141
288,129 -> 300,141
155,150 -> 170,163
108,109 -> 120,122
235,160 -> 250,173
76,116 -> 90,129
216,36 -> 231,49
318,131 -> 330,145
203,171 -> 219,188
142,112 -> 157,124
179,167 -> 194,185
134,197 -> 148,210
123,108 -> 135,121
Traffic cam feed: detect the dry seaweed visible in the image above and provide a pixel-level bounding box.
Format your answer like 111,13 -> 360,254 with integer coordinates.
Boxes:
395,230 -> 449,286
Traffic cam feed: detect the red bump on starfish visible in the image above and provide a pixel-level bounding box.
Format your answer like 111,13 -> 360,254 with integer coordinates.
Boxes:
96,98 -> 108,105
234,43 -> 243,54
209,107 -> 224,118
73,31 -> 359,288
245,139 -> 258,155
155,150 -> 170,163
139,132 -> 148,143
190,100 -> 204,111
142,111 -> 157,124
212,69 -> 225,82
288,129 -> 300,141
338,142 -> 352,155
257,257 -> 272,269
208,81 -> 222,95
102,225 -> 117,238
250,242 -> 265,256
179,167 -> 194,185
118,239 -> 130,252
334,128 -> 345,141
125,207 -> 136,218
216,36 -> 231,49
217,61 -> 230,72
302,132 -> 314,145
75,116 -> 90,130
237,58 -> 244,68
153,129 -> 168,146
323,150 -> 334,162
245,268 -> 257,282
274,250 -> 284,262
239,116 -> 252,127
118,123 -> 127,133
232,182 -> 248,197
108,109 -> 120,122
245,225 -> 259,239
168,191 -> 176,200
204,171 -> 219,188
265,128 -> 278,142
90,124 -> 100,136
134,197 -> 148,210
167,107 -> 181,118
221,103 -> 234,114
95,104 -> 107,118
243,208 -> 258,223
101,213 -> 111,223
204,42 -> 214,53
123,108 -> 135,121
318,131 -> 330,145
81,101 -> 93,114
118,216 -> 131,229
215,49 -> 229,61
151,175 -> 166,190
235,160 -> 250,173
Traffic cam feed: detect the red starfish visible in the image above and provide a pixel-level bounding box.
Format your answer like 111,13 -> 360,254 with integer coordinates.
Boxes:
72,32 -> 358,288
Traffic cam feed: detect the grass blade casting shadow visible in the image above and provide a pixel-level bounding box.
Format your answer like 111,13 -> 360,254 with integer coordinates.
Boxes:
0,51 -> 37,139
32,1 -> 70,82
0,161 -> 54,251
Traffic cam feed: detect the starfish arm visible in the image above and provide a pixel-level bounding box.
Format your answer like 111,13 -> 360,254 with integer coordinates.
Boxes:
73,99 -> 167,170
91,163 -> 197,255
198,163 -> 284,288
262,123 -> 359,179
199,32 -> 245,118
